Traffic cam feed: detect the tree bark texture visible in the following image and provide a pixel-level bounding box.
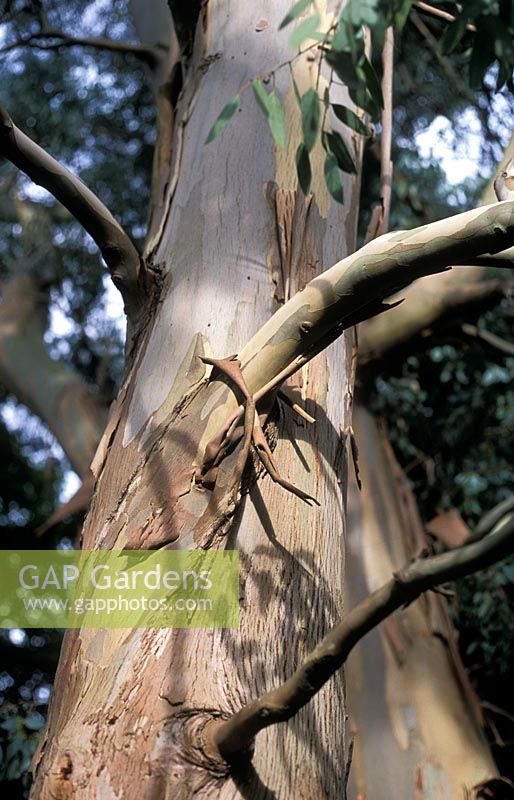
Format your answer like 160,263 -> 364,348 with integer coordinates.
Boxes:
31,3 -> 360,797
345,404 -> 497,799
343,137 -> 514,800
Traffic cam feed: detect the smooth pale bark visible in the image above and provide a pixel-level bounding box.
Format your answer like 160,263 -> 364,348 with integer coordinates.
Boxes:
31,3 -> 359,797
346,404 -> 497,799
0,273 -> 107,475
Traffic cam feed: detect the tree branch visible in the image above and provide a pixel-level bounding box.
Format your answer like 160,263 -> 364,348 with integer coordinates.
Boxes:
0,30 -> 165,66
197,202 -> 514,467
210,501 -> 514,760
0,274 -> 108,475
410,10 -> 503,153
0,104 -> 143,318
233,201 -> 514,406
411,11 -> 476,106
467,247 -> 514,267
461,322 -> 514,357
358,279 -> 509,364
413,2 -> 476,32
377,26 -> 394,237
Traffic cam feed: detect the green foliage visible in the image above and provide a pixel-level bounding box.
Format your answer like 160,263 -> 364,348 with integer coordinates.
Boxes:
331,103 -> 372,136
323,151 -> 344,203
289,11 -> 320,50
299,88 -> 320,151
437,0 -> 514,89
251,81 -> 287,148
295,143 -> 311,195
0,655 -> 59,794
206,95 -> 240,143
206,0 -> 514,204
322,131 -> 356,174
454,561 -> 514,679
279,0 -> 313,30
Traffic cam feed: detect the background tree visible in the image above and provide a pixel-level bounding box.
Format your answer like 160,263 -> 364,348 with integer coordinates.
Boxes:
0,1 -> 513,798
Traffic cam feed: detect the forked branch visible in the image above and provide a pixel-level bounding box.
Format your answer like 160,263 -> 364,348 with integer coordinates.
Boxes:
194,203 -> 514,496
0,104 -> 142,318
206,201 -> 514,433
211,500 -> 514,760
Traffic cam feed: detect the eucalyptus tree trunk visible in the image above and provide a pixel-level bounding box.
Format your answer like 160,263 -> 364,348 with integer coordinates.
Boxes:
31,2 -> 360,797
343,144 -> 514,800
346,405 -> 497,800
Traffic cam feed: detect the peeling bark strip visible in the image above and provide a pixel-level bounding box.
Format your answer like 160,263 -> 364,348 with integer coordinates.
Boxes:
0,105 -> 143,317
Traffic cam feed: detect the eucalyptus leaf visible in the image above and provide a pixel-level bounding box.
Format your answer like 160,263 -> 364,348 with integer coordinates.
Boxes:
252,82 -> 286,147
279,0 -> 313,30
268,93 -> 287,147
324,50 -> 359,89
333,20 -> 365,59
300,88 -> 320,151
394,0 -> 414,33
332,20 -> 353,53
347,0 -> 380,27
24,712 -> 45,731
439,15 -> 468,55
349,77 -> 380,121
331,104 -> 371,136
322,131 -> 356,174
296,143 -> 312,195
205,95 -> 240,143
252,79 -> 272,116
0,717 -> 18,734
289,11 -> 321,50
469,32 -> 494,88
361,56 -> 384,110
324,151 -> 344,203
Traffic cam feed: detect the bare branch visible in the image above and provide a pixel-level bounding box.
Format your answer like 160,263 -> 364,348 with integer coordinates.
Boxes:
462,322 -> 514,356
377,26 -> 394,237
413,1 -> 476,32
410,11 -> 503,152
0,274 -> 108,475
0,29 -> 165,66
210,502 -> 514,760
469,496 -> 514,543
195,204 -> 514,469
359,279 -> 509,364
0,104 -> 143,317
232,201 -> 514,407
411,12 -> 476,106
